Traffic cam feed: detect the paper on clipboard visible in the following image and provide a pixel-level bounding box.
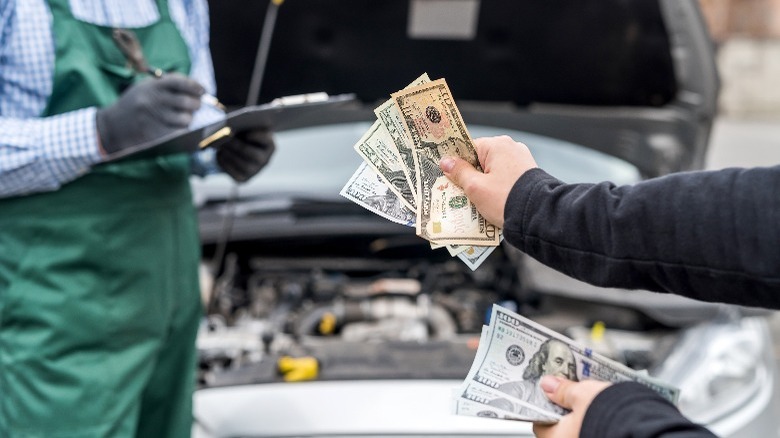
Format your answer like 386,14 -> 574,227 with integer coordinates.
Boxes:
105,92 -> 357,162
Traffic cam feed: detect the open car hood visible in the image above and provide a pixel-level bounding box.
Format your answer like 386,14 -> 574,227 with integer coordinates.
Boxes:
208,0 -> 719,177
198,0 -> 741,325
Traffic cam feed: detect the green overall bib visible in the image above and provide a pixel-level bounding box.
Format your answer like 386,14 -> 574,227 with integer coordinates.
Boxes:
0,1 -> 202,436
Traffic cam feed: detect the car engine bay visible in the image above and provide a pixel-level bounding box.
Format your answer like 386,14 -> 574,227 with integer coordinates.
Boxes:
196,230 -> 680,388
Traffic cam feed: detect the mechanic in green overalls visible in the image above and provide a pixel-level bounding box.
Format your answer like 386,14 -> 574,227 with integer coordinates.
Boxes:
0,1 -> 274,436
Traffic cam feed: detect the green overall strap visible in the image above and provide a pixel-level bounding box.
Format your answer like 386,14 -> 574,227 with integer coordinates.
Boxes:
0,1 -> 202,436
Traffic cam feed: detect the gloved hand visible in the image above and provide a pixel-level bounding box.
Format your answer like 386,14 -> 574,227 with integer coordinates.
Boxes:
216,129 -> 276,182
96,73 -> 204,155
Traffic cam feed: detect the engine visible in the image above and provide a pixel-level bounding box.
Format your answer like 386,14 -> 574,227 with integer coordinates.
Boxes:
196,235 -> 676,388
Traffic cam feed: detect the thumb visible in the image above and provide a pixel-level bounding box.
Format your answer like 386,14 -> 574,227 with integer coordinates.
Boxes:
540,376 -> 578,409
540,376 -> 612,411
439,155 -> 481,192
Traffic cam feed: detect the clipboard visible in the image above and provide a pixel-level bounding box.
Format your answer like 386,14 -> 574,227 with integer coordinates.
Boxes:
105,92 -> 357,162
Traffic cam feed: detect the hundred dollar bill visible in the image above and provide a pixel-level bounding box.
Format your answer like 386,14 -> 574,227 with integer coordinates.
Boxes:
354,120 -> 416,211
468,304 -> 679,417
456,326 -> 559,423
427,240 -> 468,256
374,73 -> 431,205
391,79 -> 499,246
453,397 -> 530,422
446,244 -> 469,256
456,239 -> 502,271
465,325 -> 490,378
459,380 -> 561,423
339,162 -> 415,227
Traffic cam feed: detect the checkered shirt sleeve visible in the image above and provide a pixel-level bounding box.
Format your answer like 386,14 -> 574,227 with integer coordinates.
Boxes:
0,0 -> 216,197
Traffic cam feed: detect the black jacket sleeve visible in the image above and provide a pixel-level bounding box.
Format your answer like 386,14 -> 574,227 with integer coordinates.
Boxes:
502,166 -> 780,309
581,382 -> 716,438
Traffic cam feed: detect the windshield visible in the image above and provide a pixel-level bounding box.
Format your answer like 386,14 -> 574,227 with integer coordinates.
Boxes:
191,121 -> 641,206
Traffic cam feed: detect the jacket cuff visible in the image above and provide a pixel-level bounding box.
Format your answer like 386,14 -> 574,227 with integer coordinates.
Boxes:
580,381 -> 715,438
502,167 -> 561,249
581,382 -> 651,438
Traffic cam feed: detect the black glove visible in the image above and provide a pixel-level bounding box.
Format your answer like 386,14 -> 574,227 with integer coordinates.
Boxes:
96,73 -> 204,155
216,129 -> 276,182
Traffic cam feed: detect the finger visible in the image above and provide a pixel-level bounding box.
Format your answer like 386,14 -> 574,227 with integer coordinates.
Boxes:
222,139 -> 267,165
532,422 -> 555,438
168,94 -> 202,114
439,155 -> 483,195
149,90 -> 201,128
473,135 -> 512,167
156,73 -> 206,97
541,376 -> 611,410
159,92 -> 202,113
472,136 -> 495,168
218,156 -> 250,182
219,139 -> 251,159
474,135 -> 536,172
241,129 -> 276,151
217,147 -> 252,182
234,132 -> 276,164
218,140 -> 271,182
150,105 -> 195,129
541,376 -> 577,409
247,148 -> 273,169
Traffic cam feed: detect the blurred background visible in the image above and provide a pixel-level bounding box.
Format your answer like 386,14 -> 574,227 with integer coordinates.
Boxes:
698,0 -> 780,365
700,0 -> 780,120
191,2 -> 780,435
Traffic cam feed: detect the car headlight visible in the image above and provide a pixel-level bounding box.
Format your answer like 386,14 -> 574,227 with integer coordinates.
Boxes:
654,313 -> 774,430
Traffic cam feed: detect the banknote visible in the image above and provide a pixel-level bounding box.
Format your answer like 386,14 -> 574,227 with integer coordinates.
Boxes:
374,74 -> 476,255
455,326 -> 559,423
427,240 -> 468,257
454,305 -> 679,424
456,236 -> 503,271
430,180 -> 477,255
354,120 -> 417,211
391,79 -> 499,246
459,380 -> 561,423
343,73 -> 500,269
446,244 -> 469,256
465,304 -> 679,418
374,73 -> 431,205
339,162 -> 415,227
351,109 -> 476,258
452,397 -> 530,422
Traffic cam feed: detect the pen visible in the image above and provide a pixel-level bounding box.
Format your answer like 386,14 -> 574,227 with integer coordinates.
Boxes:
111,28 -> 226,111
199,93 -> 226,111
143,65 -> 226,111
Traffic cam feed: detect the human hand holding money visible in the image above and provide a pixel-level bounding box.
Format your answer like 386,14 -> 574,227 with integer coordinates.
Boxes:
391,78 -> 498,246
454,304 -> 679,423
340,74 -> 501,270
531,377 -> 611,437
439,136 -> 539,228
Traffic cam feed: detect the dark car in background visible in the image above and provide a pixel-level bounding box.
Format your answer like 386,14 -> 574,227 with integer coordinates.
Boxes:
192,1 -> 778,436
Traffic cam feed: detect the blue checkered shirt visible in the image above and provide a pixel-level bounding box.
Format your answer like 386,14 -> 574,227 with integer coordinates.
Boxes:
0,0 -> 217,197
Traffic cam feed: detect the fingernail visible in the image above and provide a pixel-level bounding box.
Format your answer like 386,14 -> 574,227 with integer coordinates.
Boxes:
540,375 -> 561,393
440,156 -> 455,172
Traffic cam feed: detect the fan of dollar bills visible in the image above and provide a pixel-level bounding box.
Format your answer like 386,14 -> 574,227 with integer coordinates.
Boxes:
340,73 -> 502,270
453,304 -> 680,423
